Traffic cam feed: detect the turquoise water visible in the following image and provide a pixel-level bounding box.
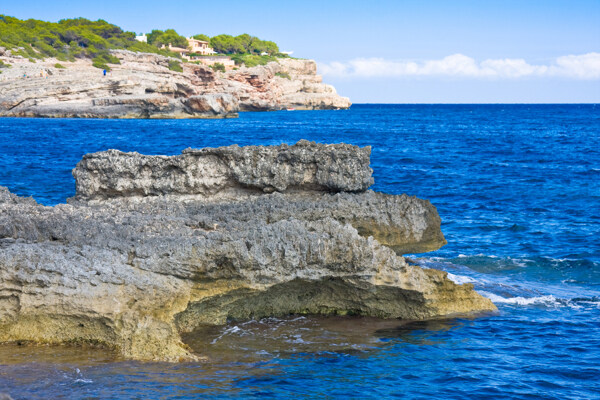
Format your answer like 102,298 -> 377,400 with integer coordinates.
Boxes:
0,105 -> 599,399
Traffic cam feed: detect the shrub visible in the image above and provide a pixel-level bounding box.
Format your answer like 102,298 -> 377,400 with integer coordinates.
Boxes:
210,62 -> 225,72
0,15 -> 182,61
54,63 -> 65,68
91,52 -> 120,69
208,33 -> 279,55
92,59 -> 109,70
0,60 -> 10,68
147,29 -> 188,48
230,54 -> 278,68
168,59 -> 183,72
192,34 -> 210,42
0,15 -> 286,65
275,71 -> 290,79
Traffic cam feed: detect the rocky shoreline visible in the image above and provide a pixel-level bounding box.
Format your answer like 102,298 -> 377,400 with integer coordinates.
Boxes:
0,141 -> 496,361
0,49 -> 350,118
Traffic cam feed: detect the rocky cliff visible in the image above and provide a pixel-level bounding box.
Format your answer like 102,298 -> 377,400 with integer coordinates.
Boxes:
0,49 -> 350,118
0,141 -> 495,361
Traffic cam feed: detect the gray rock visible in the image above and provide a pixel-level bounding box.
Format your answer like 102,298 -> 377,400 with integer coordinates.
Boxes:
71,141 -> 373,202
0,143 -> 495,361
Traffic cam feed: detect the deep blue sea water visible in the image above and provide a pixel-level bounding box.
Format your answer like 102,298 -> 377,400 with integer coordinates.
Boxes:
0,104 -> 599,399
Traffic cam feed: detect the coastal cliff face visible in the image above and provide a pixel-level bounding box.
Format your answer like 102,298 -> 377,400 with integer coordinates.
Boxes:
0,141 -> 495,361
221,58 -> 350,111
0,50 -> 350,118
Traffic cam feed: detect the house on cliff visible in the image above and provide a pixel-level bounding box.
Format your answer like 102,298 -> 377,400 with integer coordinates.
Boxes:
187,37 -> 216,55
161,38 -> 235,70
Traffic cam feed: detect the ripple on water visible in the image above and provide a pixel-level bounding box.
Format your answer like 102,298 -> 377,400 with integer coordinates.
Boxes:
0,105 -> 599,398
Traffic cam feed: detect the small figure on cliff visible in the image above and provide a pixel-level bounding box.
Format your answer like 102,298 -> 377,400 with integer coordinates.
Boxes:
103,69 -> 107,77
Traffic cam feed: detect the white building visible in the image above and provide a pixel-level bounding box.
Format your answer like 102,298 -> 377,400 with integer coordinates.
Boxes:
135,34 -> 148,43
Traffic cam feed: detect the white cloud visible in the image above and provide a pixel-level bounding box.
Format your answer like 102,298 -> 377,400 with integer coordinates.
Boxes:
319,53 -> 600,79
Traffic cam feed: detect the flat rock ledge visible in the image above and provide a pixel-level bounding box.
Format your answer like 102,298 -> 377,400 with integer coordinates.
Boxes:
0,141 -> 495,361
0,52 -> 350,118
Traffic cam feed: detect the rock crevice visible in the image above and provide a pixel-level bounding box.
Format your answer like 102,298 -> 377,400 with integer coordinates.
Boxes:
0,51 -> 351,118
71,140 -> 373,202
0,141 -> 495,361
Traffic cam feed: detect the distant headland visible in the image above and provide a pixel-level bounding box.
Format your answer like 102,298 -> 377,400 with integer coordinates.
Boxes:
0,16 -> 350,118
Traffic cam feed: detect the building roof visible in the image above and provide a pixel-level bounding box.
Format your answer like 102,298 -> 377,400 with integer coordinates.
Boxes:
188,38 -> 209,44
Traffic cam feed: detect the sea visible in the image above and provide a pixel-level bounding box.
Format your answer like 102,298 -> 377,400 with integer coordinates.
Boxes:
0,104 -> 599,399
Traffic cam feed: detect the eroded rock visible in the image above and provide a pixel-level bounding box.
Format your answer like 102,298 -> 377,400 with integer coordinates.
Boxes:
0,142 -> 495,361
71,140 -> 373,202
0,51 -> 350,118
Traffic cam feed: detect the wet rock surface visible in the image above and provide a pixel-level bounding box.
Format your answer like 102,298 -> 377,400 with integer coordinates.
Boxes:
0,142 -> 495,361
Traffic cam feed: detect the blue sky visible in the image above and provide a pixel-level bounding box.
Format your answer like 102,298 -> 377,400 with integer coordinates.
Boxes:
3,0 -> 599,103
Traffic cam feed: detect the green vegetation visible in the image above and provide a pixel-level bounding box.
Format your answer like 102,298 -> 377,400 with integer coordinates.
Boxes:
0,59 -> 10,68
92,52 -> 120,70
168,59 -> 183,72
0,15 -> 179,67
0,15 -> 289,70
192,34 -> 210,42
54,63 -> 65,68
210,62 -> 225,72
207,33 -> 279,56
147,29 -> 187,48
230,54 -> 280,67
275,71 -> 291,80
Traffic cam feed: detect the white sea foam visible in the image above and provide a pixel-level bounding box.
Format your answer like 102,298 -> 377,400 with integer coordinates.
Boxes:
68,368 -> 93,384
481,291 -> 561,307
285,334 -> 309,344
446,273 -> 476,285
211,325 -> 242,344
456,254 -> 499,258
73,378 -> 93,384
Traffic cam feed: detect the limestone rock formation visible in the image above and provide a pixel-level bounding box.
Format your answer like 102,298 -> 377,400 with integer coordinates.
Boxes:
0,51 -> 350,118
71,140 -> 373,202
0,142 -> 495,361
222,59 -> 351,111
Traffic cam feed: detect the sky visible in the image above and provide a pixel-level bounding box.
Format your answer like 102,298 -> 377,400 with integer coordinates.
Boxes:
3,0 -> 599,103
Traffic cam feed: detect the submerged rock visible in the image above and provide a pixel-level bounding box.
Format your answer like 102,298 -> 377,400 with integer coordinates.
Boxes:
0,141 -> 495,361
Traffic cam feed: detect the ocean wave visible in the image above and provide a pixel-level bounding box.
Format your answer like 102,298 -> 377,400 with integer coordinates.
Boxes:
446,273 -> 476,285
414,256 -> 600,308
211,325 -> 243,344
64,368 -> 93,384
420,254 -> 600,287
285,334 -> 311,344
480,291 -> 600,309
481,292 -> 560,306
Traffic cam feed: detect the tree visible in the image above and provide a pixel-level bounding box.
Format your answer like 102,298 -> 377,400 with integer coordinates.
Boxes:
146,29 -> 164,46
210,62 -> 225,72
0,15 -> 283,61
147,29 -> 188,48
192,34 -> 210,42
236,33 -> 253,52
